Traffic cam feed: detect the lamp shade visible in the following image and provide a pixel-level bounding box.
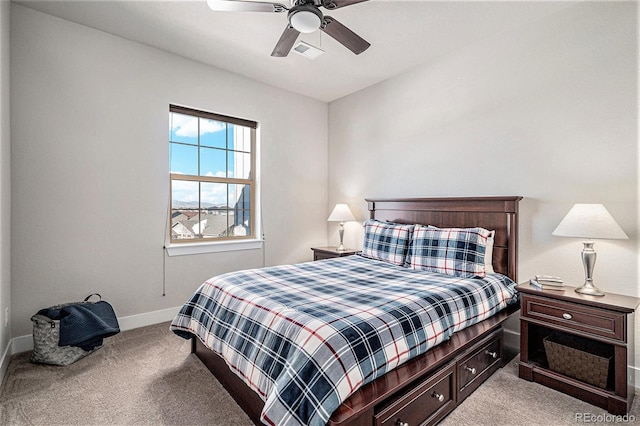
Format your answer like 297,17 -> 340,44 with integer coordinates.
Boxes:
327,204 -> 356,222
552,204 -> 628,240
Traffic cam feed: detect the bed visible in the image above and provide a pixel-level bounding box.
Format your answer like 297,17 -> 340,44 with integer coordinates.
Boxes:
171,196 -> 522,426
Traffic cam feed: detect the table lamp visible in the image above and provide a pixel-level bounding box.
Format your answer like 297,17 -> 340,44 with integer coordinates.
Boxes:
552,204 -> 628,296
327,204 -> 356,251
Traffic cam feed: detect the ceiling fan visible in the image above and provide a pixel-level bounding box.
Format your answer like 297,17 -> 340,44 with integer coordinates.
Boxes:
206,0 -> 371,57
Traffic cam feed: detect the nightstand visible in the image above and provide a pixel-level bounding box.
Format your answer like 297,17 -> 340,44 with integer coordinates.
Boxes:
516,282 -> 640,415
311,246 -> 360,261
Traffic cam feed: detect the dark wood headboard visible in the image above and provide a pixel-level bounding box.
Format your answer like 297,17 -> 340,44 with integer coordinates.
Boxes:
366,196 -> 522,282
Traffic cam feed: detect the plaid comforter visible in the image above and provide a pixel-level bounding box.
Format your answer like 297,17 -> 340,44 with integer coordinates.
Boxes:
170,255 -> 518,426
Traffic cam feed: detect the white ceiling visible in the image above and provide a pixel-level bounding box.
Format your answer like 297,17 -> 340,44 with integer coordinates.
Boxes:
15,0 -> 574,102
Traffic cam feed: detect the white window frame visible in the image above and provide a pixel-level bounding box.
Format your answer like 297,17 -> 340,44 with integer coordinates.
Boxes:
166,105 -> 260,255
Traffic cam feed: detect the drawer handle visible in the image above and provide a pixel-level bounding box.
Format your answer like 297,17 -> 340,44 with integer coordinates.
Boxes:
485,350 -> 498,359
396,421 -> 409,426
432,392 -> 445,403
464,366 -> 476,375
562,313 -> 573,320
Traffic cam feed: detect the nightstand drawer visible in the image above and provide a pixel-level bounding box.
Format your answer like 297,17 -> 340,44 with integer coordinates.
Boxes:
522,294 -> 625,342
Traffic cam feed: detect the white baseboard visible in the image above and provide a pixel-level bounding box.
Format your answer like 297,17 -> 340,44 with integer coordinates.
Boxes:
0,337 -> 11,387
0,306 -> 182,383
116,306 -> 181,332
633,365 -> 640,391
11,333 -> 32,354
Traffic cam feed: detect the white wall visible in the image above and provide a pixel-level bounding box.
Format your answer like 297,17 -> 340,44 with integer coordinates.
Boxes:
328,1 -> 639,364
10,4 -> 328,337
0,0 -> 11,366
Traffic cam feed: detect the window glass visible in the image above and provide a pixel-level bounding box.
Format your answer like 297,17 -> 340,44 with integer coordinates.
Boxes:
200,147 -> 226,177
169,105 -> 257,243
200,118 -> 227,149
170,144 -> 198,175
227,151 -> 251,179
170,113 -> 199,145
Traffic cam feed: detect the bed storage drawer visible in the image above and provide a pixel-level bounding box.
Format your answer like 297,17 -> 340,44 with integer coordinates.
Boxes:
457,329 -> 502,403
374,361 -> 456,426
522,294 -> 625,342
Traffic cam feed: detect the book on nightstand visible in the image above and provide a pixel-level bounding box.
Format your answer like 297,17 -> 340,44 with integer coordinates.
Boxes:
529,276 -> 565,291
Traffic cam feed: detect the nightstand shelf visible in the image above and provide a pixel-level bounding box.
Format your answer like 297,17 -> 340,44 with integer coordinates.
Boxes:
311,247 -> 360,261
517,282 -> 639,415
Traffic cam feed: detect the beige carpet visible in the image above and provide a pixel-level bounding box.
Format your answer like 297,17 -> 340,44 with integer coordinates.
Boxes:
0,322 -> 637,425
0,322 -> 252,425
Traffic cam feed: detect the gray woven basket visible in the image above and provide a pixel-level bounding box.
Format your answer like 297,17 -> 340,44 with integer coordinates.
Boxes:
30,294 -> 103,366
543,333 -> 611,389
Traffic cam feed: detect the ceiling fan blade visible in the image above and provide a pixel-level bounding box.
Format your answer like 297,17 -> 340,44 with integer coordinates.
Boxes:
271,25 -> 301,57
321,16 -> 370,55
206,0 -> 288,13
321,0 -> 369,10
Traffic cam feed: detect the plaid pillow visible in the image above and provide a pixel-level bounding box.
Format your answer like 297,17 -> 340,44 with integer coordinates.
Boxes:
409,225 -> 491,278
361,220 -> 414,266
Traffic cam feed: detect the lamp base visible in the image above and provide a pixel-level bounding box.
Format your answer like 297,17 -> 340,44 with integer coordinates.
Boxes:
575,282 -> 605,297
576,241 -> 604,296
337,222 -> 346,251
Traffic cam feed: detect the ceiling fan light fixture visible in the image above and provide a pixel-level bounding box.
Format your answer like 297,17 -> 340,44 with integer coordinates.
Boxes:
289,5 -> 323,33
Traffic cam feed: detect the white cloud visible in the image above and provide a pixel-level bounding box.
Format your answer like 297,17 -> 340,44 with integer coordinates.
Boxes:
171,180 -> 199,203
201,181 -> 228,206
172,177 -> 230,206
171,114 -> 225,138
200,119 -> 226,135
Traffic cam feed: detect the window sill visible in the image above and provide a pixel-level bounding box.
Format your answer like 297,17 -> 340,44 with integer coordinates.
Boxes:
165,239 -> 263,256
